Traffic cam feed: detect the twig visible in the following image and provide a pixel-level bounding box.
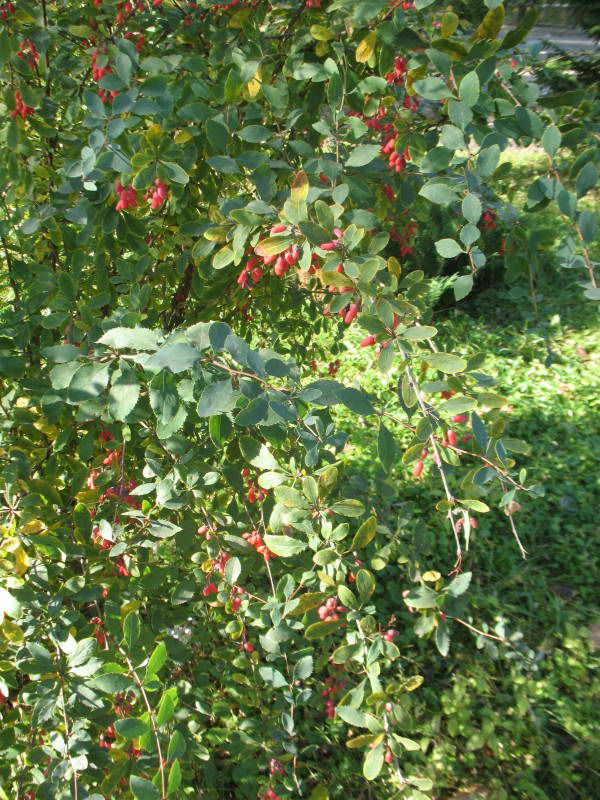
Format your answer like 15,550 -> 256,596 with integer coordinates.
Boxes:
448,615 -> 507,643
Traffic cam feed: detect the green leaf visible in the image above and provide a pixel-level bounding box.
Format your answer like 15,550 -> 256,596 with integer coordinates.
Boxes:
458,499 -> 490,512
259,665 -> 288,688
224,556 -> 241,585
462,194 -> 482,224
459,72 -> 480,107
336,706 -> 371,727
161,161 -> 189,184
109,361 -> 140,421
240,436 -> 280,470
404,587 -> 437,609
413,77 -> 452,102
206,155 -> 239,174
576,162 -> 598,199
0,587 -> 21,618
579,210 -> 598,244
130,776 -> 160,800
453,274 -> 474,301
149,372 -> 187,438
363,742 -> 384,780
447,571 -> 472,597
378,422 -> 397,473
351,516 -> 377,549
448,99 -> 473,130
435,239 -> 463,259
305,619 -> 343,639
156,688 -> 178,726
238,125 -> 271,142
123,611 -> 141,649
116,718 -> 151,739
263,535 -> 306,557
501,8 -> 538,49
419,182 -> 459,206
98,327 -> 161,351
293,654 -> 314,681
542,125 -> 561,159
145,642 -> 168,679
402,325 -> 438,341
356,568 -> 376,600
198,380 -> 238,416
423,352 -> 467,373
67,638 -> 96,669
167,760 -> 182,796
346,144 -> 381,167
146,343 -> 201,373
330,498 -> 365,517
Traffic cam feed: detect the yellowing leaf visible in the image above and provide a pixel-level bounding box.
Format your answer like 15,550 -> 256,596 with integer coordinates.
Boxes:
422,570 -> 441,582
229,7 -> 251,28
310,24 -> 334,41
441,11 -> 459,38
315,41 -> 329,57
0,619 -> 24,644
387,256 -> 401,276
402,675 -> 424,692
203,227 -> 229,242
246,66 -> 262,99
471,5 -> 505,41
356,31 -> 376,64
291,170 -> 309,206
174,130 -> 193,144
406,64 -> 427,96
19,519 -> 45,534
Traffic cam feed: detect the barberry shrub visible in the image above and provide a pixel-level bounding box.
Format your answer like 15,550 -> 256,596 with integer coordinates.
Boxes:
0,1 -> 597,799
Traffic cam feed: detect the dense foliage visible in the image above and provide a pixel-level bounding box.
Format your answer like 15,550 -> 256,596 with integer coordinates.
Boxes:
0,1 -> 598,799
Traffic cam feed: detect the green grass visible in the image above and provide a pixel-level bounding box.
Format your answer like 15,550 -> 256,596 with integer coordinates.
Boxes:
310,152 -> 600,799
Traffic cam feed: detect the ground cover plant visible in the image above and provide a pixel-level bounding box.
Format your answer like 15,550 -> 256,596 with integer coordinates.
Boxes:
0,1 -> 598,799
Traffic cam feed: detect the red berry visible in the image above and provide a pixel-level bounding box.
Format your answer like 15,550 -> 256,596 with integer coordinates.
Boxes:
360,335 -> 376,347
412,460 -> 424,478
452,414 -> 468,424
243,642 -> 254,652
447,430 -> 458,447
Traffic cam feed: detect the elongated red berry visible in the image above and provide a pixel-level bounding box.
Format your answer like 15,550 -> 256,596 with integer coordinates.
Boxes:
413,460 -> 424,478
360,335 -> 376,347
447,430 -> 458,446
452,415 -> 468,424
271,224 -> 286,234
321,241 -> 337,251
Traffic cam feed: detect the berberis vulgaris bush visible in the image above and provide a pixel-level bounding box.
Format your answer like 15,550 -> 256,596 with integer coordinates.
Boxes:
0,0 -> 597,798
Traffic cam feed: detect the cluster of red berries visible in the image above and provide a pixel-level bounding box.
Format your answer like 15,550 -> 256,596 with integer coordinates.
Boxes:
390,219 -> 417,256
348,106 -> 393,134
327,359 -> 341,376
260,789 -> 281,800
90,616 -> 106,646
242,467 -> 269,504
412,447 -> 429,479
18,40 -> 39,70
320,226 -> 345,252
269,759 -> 285,776
382,183 -> 396,202
383,628 -> 399,642
10,90 -> 34,120
237,252 -> 264,290
317,596 -> 347,622
146,178 -> 168,210
203,582 -> 217,597
322,674 -> 345,719
99,724 -> 116,749
115,181 -> 138,211
440,413 -> 474,447
360,313 -> 400,350
481,209 -> 497,231
381,132 -> 410,173
385,56 -> 407,86
242,529 -> 276,561
306,0 -> 321,7
230,585 -> 246,612
454,517 -> 478,533
91,48 -> 119,104
0,1 -> 14,20
390,0 -> 414,8
124,31 -> 145,52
